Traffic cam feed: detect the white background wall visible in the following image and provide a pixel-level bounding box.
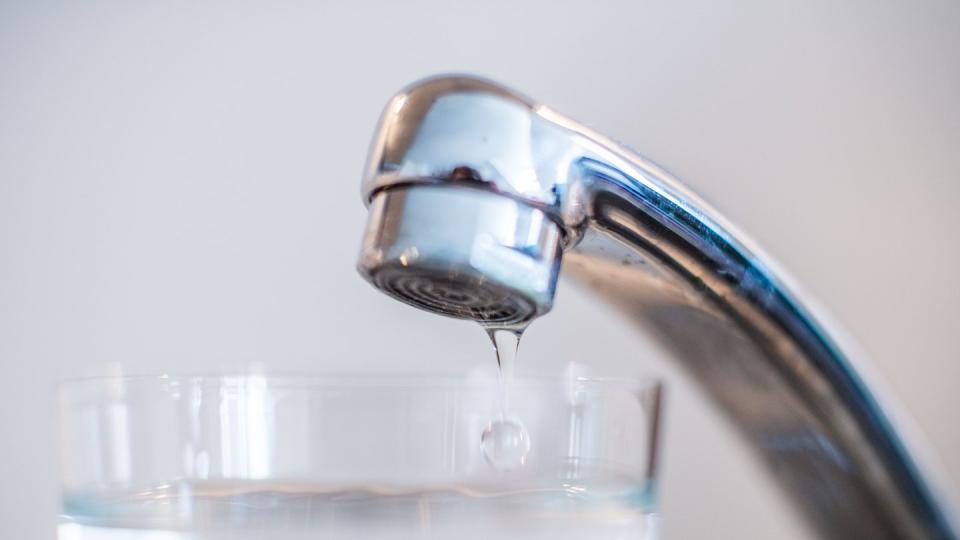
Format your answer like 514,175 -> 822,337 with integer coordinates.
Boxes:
1,1 -> 957,538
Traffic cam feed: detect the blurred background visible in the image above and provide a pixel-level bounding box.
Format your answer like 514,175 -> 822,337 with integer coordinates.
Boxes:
1,1 -> 958,538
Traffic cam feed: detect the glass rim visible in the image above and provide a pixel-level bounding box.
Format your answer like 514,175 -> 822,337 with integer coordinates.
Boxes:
57,371 -> 663,393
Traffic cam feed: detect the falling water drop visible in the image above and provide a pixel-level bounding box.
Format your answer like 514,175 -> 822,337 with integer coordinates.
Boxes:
481,419 -> 531,470
480,326 -> 531,470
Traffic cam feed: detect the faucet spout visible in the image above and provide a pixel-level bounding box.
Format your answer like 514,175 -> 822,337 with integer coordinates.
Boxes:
357,74 -> 956,539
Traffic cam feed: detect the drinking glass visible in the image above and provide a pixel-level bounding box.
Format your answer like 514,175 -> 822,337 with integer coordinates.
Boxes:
58,373 -> 663,539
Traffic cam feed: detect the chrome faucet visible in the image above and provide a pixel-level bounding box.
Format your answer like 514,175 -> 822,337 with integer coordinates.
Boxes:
356,75 -> 956,539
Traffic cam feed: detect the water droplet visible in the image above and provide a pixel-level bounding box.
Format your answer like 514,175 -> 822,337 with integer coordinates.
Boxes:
481,419 -> 531,470
480,324 -> 531,470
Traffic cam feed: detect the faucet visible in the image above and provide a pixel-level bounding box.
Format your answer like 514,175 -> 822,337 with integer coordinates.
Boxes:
355,75 -> 956,539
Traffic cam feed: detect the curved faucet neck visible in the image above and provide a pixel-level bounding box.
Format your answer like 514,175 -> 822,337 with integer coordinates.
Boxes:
358,74 -> 957,539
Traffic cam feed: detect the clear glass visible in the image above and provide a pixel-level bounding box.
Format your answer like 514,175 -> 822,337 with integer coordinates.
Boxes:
58,374 -> 663,539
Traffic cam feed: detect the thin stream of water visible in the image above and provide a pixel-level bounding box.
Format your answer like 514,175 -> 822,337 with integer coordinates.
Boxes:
480,325 -> 531,470
486,328 -> 521,418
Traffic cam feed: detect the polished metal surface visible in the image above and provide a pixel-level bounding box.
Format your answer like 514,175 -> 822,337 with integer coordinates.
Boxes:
359,184 -> 562,326
356,75 -> 957,538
